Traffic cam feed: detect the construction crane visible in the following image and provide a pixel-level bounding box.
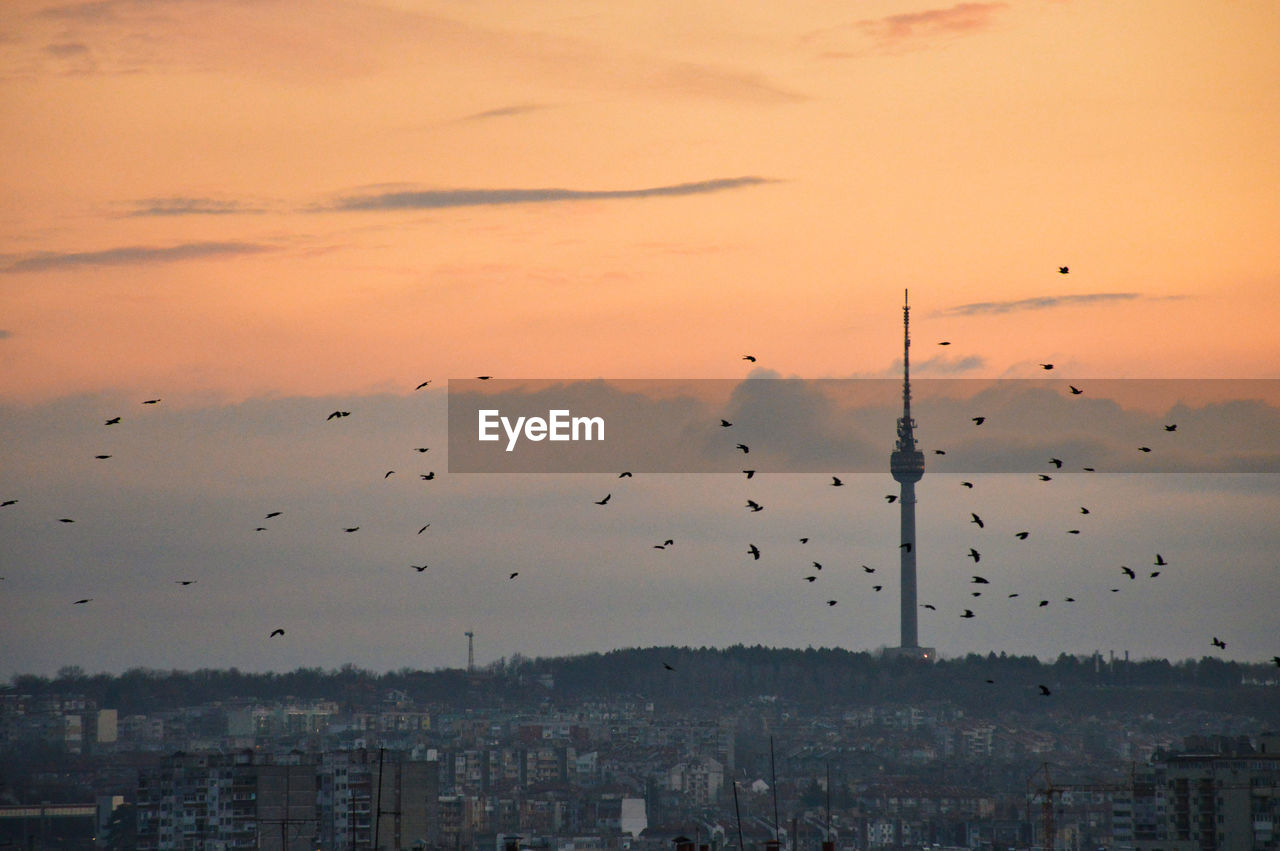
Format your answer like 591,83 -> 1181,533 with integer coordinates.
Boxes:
465,631 -> 474,672
1028,763 -> 1130,850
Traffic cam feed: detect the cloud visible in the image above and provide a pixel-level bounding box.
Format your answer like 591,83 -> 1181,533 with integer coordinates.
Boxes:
43,42 -> 91,57
326,177 -> 774,212
2,241 -> 271,273
941,293 -> 1141,316
125,197 -> 263,216
858,2 -> 1009,42
458,104 -> 547,122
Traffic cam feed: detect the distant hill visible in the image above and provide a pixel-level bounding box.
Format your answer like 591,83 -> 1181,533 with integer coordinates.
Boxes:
7,647 -> 1279,720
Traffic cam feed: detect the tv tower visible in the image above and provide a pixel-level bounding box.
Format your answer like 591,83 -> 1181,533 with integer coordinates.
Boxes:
887,290 -> 934,661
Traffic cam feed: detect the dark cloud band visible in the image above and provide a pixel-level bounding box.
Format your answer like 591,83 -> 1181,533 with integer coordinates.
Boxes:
2,241 -> 271,273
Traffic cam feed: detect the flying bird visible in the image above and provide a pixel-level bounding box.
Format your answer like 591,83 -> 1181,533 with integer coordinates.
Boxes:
961,609 -> 975,618
812,561 -> 823,571
831,476 -> 844,487
477,376 -> 492,380
900,542 -> 912,552
803,576 -> 816,582
961,481 -> 974,489
254,527 -> 267,532
1,500 -> 16,507
344,526 -> 360,533
1015,531 -> 1029,540
326,411 -> 350,420
265,512 -> 282,519
1067,529 -> 1080,535
745,499 -> 763,512
420,472 -> 436,480
1038,684 -> 1052,696
742,355 -> 756,362
104,417 -> 120,425
175,580 -> 196,586
885,494 -> 898,503
1064,596 -> 1075,602
385,471 -> 395,478
968,548 -> 981,563
873,585 -> 883,592
142,398 -> 161,404
720,419 -> 733,427
862,565 -> 875,573
747,544 -> 760,560
827,600 -> 838,606
1082,466 -> 1096,472
415,381 -> 431,390
1039,474 -> 1053,482
596,494 -> 611,505
1121,566 -> 1136,579
1069,385 -> 1083,395
58,518 -> 75,523
414,448 -> 430,453
743,470 -> 756,479
1049,458 -> 1063,468
411,565 -> 428,572
270,628 -> 285,637
798,537 -> 809,544
73,598 -> 92,604
1164,424 -> 1177,432
921,603 -> 936,611
1040,363 -> 1054,370
736,444 -> 750,454
1154,553 -> 1168,566
938,341 -> 951,346
971,416 -> 985,425
970,513 -> 984,529
618,471 -> 632,478
508,572 -> 519,579
1039,600 -> 1049,607
971,575 -> 989,584
1211,637 -> 1226,649
1150,570 -> 1161,578
94,455 -> 111,460
418,524 -> 430,534
1058,266 -> 1069,274
1139,446 -> 1152,453
663,662 -> 675,671
1080,506 -> 1090,514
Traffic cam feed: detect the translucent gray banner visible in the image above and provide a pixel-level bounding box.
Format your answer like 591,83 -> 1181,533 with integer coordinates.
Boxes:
446,378 -> 1280,474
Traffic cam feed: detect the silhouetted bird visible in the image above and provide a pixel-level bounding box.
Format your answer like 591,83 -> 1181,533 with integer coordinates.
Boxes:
508,572 -> 519,579
415,381 -> 431,390
385,471 -> 395,478
595,494 -> 611,505
1069,385 -> 1083,395
1164,424 -> 1177,432
863,565 -> 875,573
827,600 -> 838,606
804,576 -> 816,582
663,662 -> 675,670
1039,474 -> 1052,481
968,548 -> 981,563
812,561 -> 823,571
1015,531 -> 1029,540
270,628 -> 284,637
58,518 -> 75,523
831,476 -> 844,486
1064,596 -> 1075,602
142,399 -> 161,404
421,472 -> 436,480
414,448 -> 430,453
970,513 -> 983,528
746,499 -> 763,512
885,494 -> 898,503
1121,566 -> 1136,579
73,598 -> 92,604
1155,553 -> 1167,566
1058,266 -> 1069,274
1082,466 -> 1096,472
1038,684 -> 1052,696
743,470 -> 755,479
1067,529 -> 1080,535
934,449 -> 946,455
900,542 -> 912,552
618,471 -> 632,478
873,585 -> 883,592
105,417 -> 120,425
1150,571 -> 1161,578
663,539 -> 674,546
1139,446 -> 1152,452
1212,637 -> 1226,649
798,537 -> 809,544
1080,506 -> 1090,514
411,565 -> 428,572
477,376 -> 492,380
327,411 -> 350,420
961,609 -> 975,618
747,544 -> 760,560
176,580 -> 196,586
1271,657 -> 1280,667
921,603 -> 936,611
938,341 -> 951,346
255,527 -> 267,532
743,355 -> 756,362
418,524 -> 430,534
736,444 -> 749,454
344,527 -> 359,533
265,512 -> 282,519
1049,458 -> 1063,468
1039,600 -> 1049,607
972,416 -> 985,425
1,500 -> 16,507
95,455 -> 111,459
961,481 -> 974,489
1040,363 -> 1054,370
720,419 -> 733,427
972,575 -> 989,584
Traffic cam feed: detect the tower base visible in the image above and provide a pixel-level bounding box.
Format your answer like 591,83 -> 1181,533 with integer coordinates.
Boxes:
881,646 -> 935,663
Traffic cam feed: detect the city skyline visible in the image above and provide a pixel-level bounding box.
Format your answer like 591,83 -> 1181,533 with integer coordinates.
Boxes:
2,0 -> 1279,676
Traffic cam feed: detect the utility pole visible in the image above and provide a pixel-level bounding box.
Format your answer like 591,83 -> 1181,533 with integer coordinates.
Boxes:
465,631 -> 475,673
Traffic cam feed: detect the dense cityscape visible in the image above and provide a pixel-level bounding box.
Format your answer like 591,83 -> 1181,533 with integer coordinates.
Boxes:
3,648 -> 1278,850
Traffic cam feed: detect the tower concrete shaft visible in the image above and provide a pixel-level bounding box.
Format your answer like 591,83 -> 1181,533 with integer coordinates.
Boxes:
889,289 -> 925,651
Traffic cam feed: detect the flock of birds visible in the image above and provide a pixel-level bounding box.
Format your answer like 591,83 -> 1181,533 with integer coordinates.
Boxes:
5,291 -> 1279,683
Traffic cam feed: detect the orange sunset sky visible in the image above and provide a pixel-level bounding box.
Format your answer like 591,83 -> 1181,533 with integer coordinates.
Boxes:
2,1 -> 1279,676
